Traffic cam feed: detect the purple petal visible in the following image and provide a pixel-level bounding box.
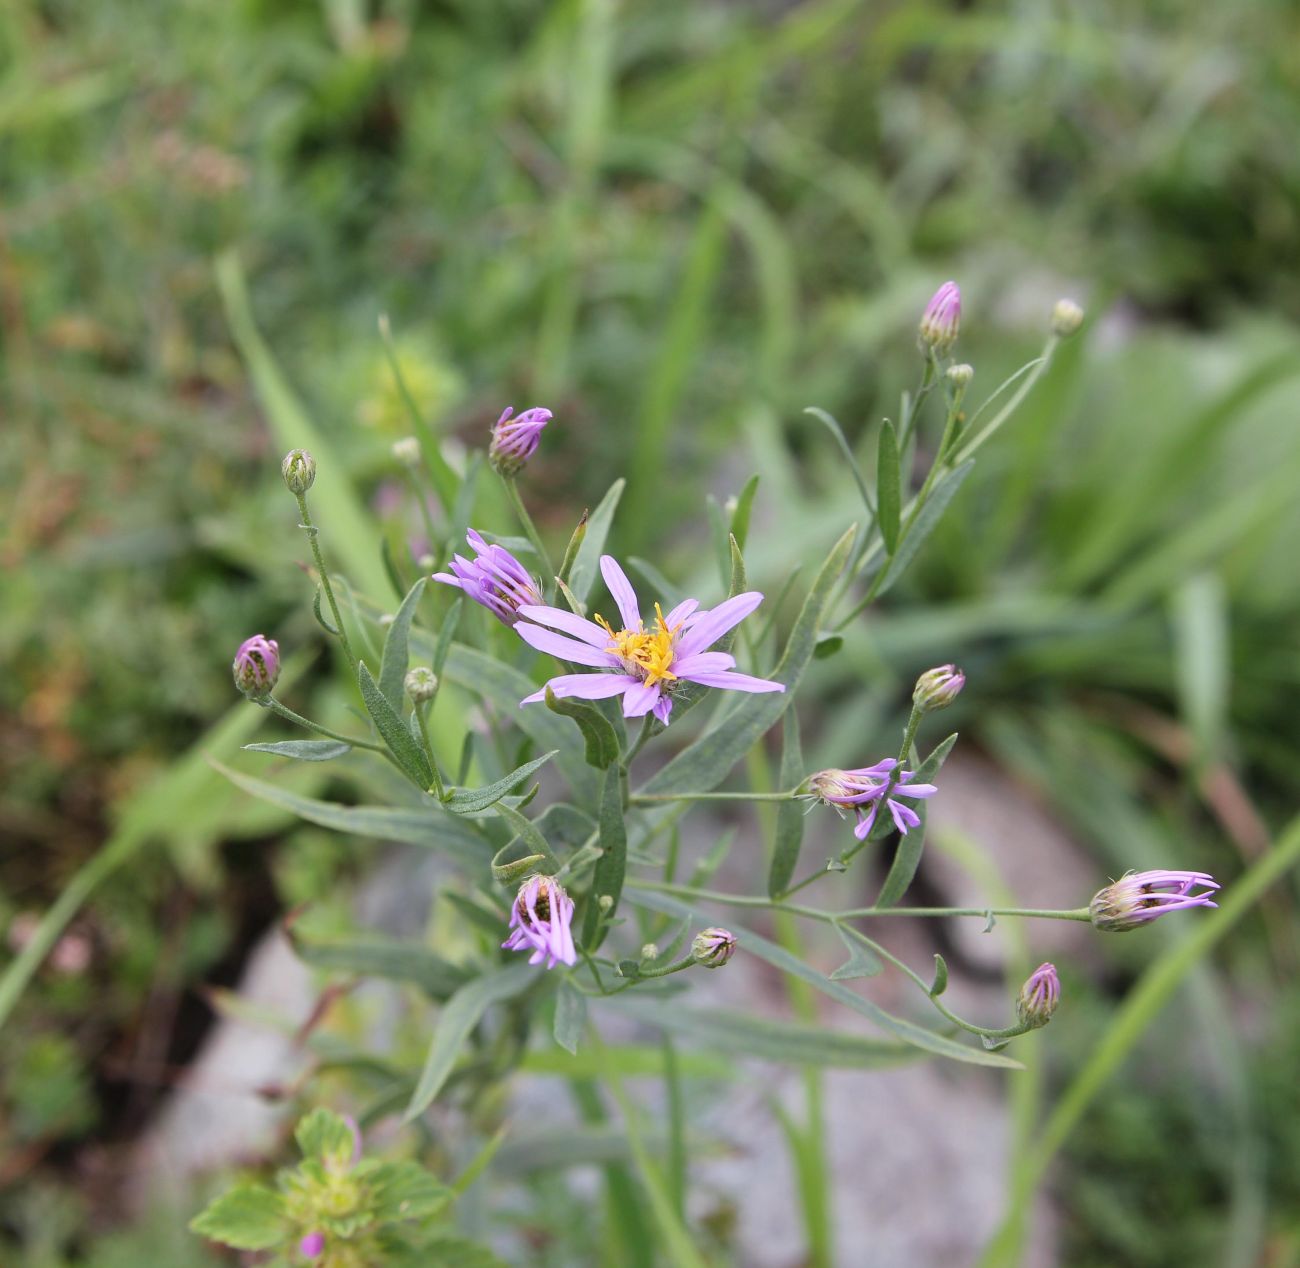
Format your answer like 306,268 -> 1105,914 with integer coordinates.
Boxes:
672,651 -> 736,676
664,598 -> 699,628
653,695 -> 674,724
521,673 -> 639,704
853,803 -> 880,840
516,604 -> 611,648
621,680 -> 662,718
516,622 -> 619,667
888,799 -> 922,833
674,592 -> 765,658
678,670 -> 785,694
893,782 -> 938,800
600,555 -> 642,630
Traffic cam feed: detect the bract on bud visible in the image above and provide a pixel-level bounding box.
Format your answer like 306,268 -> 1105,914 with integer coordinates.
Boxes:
1050,299 -> 1084,337
1016,962 -> 1060,1029
488,405 -> 552,477
282,448 -> 316,495
691,927 -> 737,969
1090,870 -> 1219,932
918,281 -> 961,355
913,664 -> 965,712
946,363 -> 974,390
404,667 -> 438,703
392,437 -> 421,468
232,634 -> 280,698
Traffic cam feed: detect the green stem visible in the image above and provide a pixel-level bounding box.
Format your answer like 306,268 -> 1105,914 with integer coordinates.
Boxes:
630,790 -> 798,805
403,467 -> 441,563
412,701 -> 446,799
623,716 -> 655,769
501,475 -> 556,591
263,697 -> 385,752
953,335 -> 1059,464
295,493 -> 358,668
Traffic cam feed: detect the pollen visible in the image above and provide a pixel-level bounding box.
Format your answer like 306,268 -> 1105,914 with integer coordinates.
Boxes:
596,603 -> 681,687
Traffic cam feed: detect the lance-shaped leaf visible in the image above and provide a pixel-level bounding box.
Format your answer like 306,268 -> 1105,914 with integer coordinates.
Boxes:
242,740 -> 352,761
640,525 -> 855,796
582,765 -> 627,950
288,923 -> 471,999
492,802 -> 561,880
545,687 -> 619,769
443,751 -> 558,816
876,418 -> 901,556
567,478 -> 625,607
213,760 -> 489,865
876,459 -> 975,596
378,577 -> 427,711
405,962 -> 537,1120
729,474 -> 760,552
874,732 -> 958,908
805,407 -> 875,519
554,979 -> 588,1055
768,708 -> 807,897
358,662 -> 433,788
626,889 -> 1020,1069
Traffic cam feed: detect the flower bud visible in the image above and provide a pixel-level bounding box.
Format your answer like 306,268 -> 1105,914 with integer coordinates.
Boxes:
232,634 -> 280,698
691,927 -> 736,969
405,667 -> 438,703
918,281 -> 961,355
946,363 -> 974,390
281,449 -> 316,495
1016,962 -> 1060,1029
1050,299 -> 1084,337
1090,870 -> 1219,932
392,437 -> 421,468
299,1231 -> 326,1259
640,943 -> 659,962
489,405 -> 552,477
913,664 -> 965,712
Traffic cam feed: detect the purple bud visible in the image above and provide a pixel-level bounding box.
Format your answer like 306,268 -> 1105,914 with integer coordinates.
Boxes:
918,281 -> 961,354
1090,870 -> 1220,932
691,928 -> 737,969
1016,962 -> 1060,1029
489,405 -> 552,476
232,635 -> 280,698
299,1231 -> 326,1259
913,664 -> 965,712
432,529 -> 543,626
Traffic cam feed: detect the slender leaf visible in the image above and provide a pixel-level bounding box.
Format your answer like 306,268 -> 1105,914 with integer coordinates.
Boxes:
768,708 -> 807,896
242,740 -> 352,761
554,979 -> 588,1055
443,751 -> 558,816
288,924 -> 471,999
929,953 -> 949,998
876,418 -> 901,555
568,478 -> 626,606
432,597 -> 462,678
729,474 -> 760,552
379,577 -> 427,711
358,663 -> 433,787
492,802 -> 561,876
404,963 -> 537,1120
545,687 -> 619,769
805,407 -> 874,516
876,459 -> 975,596
583,764 -> 628,949
875,732 -> 958,907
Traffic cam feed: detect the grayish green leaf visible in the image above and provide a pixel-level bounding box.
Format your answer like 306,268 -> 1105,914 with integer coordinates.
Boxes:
358,662 -> 433,787
828,921 -> 883,980
554,979 -> 588,1055
877,418 -> 901,555
443,751 -> 558,815
568,478 -> 625,607
242,740 -> 352,761
545,687 -> 619,769
583,764 -> 628,949
379,577 -> 427,711
768,708 -> 807,897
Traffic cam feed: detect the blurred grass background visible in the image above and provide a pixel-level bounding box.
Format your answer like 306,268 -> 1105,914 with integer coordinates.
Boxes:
2,0 -> 1299,1263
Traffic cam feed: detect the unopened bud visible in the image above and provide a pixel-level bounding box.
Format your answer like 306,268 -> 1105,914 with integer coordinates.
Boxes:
1089,870 -> 1219,932
1050,299 -> 1084,337
640,943 -> 659,962
488,406 -> 552,477
691,927 -> 737,969
1016,962 -> 1060,1029
918,281 -> 961,355
392,437 -> 421,468
405,667 -> 438,703
281,449 -> 316,495
913,664 -> 965,712
946,363 -> 974,390
597,894 -> 614,912
232,634 -> 280,698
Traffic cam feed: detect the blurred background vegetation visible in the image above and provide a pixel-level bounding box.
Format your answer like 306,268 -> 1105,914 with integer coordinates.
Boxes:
2,0 -> 1299,1264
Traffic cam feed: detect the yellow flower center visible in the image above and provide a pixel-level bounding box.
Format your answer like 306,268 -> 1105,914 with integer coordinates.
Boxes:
596,604 -> 680,688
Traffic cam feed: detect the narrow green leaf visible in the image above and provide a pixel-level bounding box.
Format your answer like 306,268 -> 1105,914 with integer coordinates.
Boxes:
805,407 -> 874,516
432,597 -> 462,679
583,764 -> 628,949
212,760 -> 489,865
876,459 -> 975,596
492,802 -> 561,876
442,890 -> 510,939
379,578 -> 427,712
545,687 -> 619,769
313,586 -> 340,635
443,751 -> 558,816
557,510 -> 588,589
729,474 -> 760,552
627,890 -> 1020,1069
641,525 -> 855,796
875,732 -> 959,907
242,740 -> 352,761
357,663 -> 433,788
828,921 -> 883,980
404,963 -> 537,1120
706,494 -> 731,587
568,478 -> 626,607
876,418 -> 901,555
768,708 -> 807,897
626,556 -> 687,610
288,923 -> 471,999
449,453 -> 483,550
554,979 -> 588,1055
929,953 -> 949,997
380,534 -> 408,604
188,1184 -> 285,1251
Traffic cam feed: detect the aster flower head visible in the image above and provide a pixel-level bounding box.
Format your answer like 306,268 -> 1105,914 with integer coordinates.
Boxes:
232,634 -> 280,698
515,555 -> 784,724
919,281 -> 961,354
804,759 -> 937,838
503,875 -> 577,969
1016,962 -> 1060,1029
432,529 -> 543,625
692,927 -> 737,969
489,405 -> 552,476
1090,870 -> 1219,933
913,664 -> 965,713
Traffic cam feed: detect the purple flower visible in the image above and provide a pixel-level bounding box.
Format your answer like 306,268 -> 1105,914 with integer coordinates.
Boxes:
1090,870 -> 1219,932
514,556 -> 784,724
806,760 -> 938,838
232,634 -> 280,698
1016,962 -> 1060,1029
918,280 -> 961,354
489,405 -> 552,476
299,1231 -> 326,1259
432,529 -> 543,625
503,875 -> 577,969
692,928 -> 737,968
